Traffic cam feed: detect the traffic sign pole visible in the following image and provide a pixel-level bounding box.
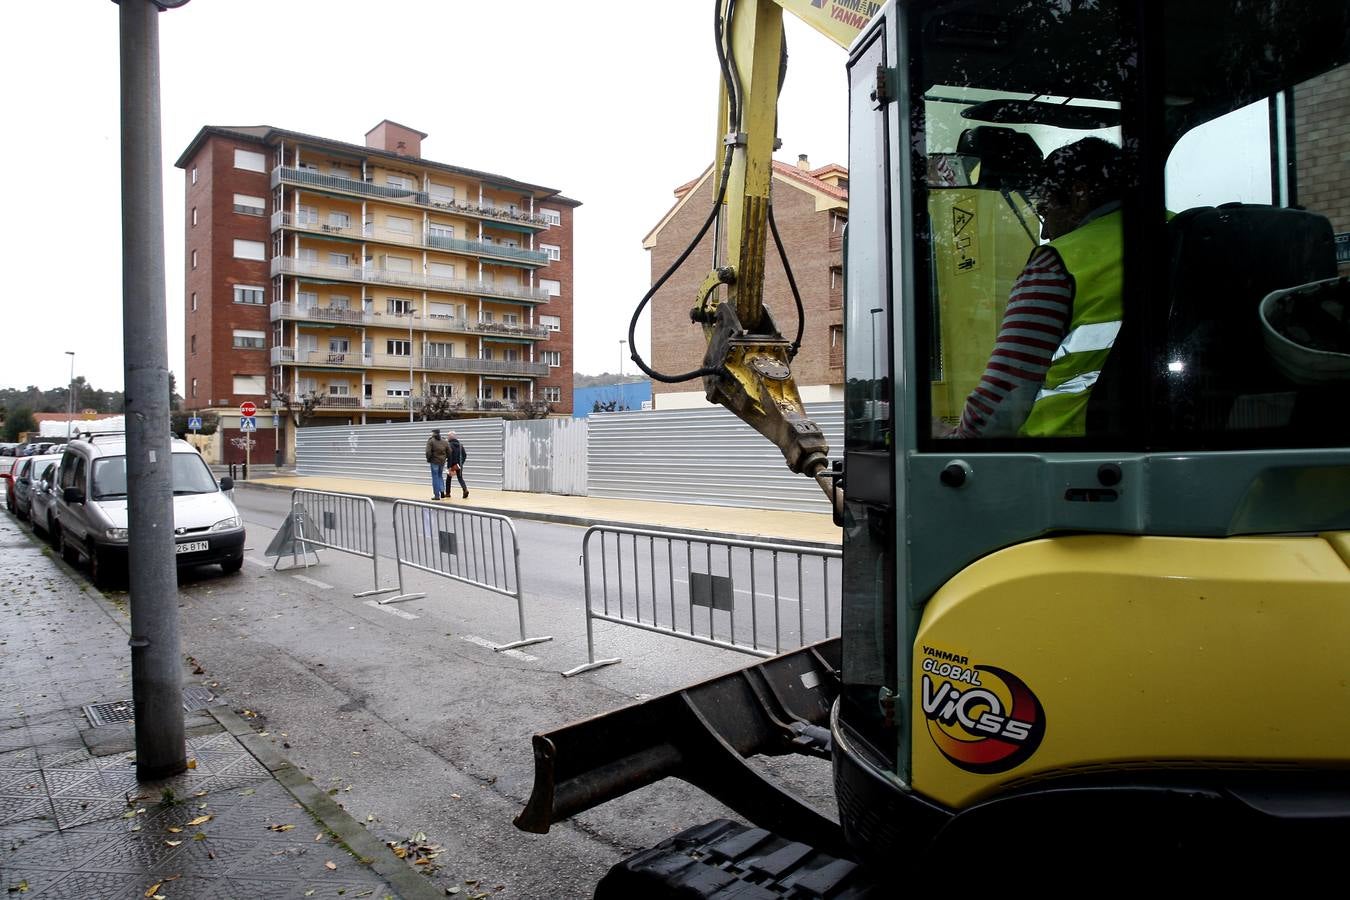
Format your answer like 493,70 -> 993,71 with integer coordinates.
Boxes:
239,403 -> 257,479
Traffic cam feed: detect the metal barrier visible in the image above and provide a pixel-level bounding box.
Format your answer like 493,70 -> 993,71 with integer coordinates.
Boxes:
565,526 -> 842,677
386,500 -> 552,652
274,489 -> 395,598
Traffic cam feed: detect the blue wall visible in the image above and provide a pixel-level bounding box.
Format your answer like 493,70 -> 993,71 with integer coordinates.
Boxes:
572,381 -> 652,418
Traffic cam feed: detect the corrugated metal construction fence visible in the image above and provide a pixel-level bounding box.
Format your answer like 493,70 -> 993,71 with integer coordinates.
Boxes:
564,525 -> 842,677
385,500 -> 552,652
294,402 -> 843,513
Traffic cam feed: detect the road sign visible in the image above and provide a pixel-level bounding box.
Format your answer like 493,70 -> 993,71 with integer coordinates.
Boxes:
239,416 -> 257,432
240,401 -> 257,417
188,416 -> 202,432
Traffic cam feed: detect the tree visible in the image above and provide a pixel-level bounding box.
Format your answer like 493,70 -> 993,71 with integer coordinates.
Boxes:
515,399 -> 553,419
270,390 -> 324,427
419,395 -> 459,422
170,411 -> 218,437
3,408 -> 36,442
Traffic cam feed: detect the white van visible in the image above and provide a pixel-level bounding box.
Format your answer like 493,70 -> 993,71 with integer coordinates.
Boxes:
54,433 -> 245,587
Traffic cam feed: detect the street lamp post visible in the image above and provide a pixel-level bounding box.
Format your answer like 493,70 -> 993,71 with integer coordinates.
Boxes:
618,339 -> 627,411
65,351 -> 75,440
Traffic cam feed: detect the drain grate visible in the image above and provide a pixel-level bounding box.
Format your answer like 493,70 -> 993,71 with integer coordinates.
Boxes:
83,686 -> 218,727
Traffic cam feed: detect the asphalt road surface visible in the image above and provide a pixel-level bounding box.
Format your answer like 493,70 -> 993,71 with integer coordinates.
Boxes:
150,484 -> 841,896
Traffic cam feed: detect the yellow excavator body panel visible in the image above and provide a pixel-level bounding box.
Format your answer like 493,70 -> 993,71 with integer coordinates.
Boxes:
911,532 -> 1350,809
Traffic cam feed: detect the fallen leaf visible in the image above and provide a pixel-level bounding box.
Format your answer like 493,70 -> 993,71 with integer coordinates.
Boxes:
186,759 -> 197,770
164,840 -> 182,847
241,788 -> 256,796
450,794 -> 461,800
166,827 -> 182,834
325,861 -> 338,871
315,832 -> 324,842
9,880 -> 30,893
193,833 -> 207,842
144,883 -> 162,898
305,892 -> 316,898
366,815 -> 375,822
187,815 -> 212,826
269,824 -> 296,832
194,791 -> 208,797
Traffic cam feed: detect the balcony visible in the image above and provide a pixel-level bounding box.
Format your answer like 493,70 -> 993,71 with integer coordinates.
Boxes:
269,212 -> 552,267
270,345 -> 550,377
271,257 -> 552,303
272,166 -> 554,229
269,303 -> 550,339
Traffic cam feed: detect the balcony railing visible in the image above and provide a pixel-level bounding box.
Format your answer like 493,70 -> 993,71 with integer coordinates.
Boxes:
271,257 -> 552,303
269,303 -> 550,339
306,396 -> 530,414
270,345 -> 550,376
269,212 -> 552,266
272,166 -> 554,228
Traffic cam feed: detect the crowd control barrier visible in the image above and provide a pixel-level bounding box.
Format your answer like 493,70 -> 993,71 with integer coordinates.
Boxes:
564,525 -> 842,677
271,489 -> 395,598
386,500 -> 552,652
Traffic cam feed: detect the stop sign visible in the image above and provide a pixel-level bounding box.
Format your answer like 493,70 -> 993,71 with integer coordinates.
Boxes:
239,401 -> 257,417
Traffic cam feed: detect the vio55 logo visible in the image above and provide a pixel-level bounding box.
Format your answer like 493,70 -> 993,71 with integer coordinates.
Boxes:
920,658 -> 1045,774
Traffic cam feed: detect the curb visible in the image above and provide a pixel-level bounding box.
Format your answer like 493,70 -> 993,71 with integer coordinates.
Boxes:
212,706 -> 443,900
232,478 -> 841,552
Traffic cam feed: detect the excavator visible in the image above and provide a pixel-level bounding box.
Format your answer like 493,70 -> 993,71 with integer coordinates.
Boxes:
517,0 -> 1350,889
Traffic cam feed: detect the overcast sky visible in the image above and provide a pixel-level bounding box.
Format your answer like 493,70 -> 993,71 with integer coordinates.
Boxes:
1,0 -> 851,393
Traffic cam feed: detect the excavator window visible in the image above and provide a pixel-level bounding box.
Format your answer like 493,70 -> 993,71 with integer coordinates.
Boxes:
909,0 -> 1349,451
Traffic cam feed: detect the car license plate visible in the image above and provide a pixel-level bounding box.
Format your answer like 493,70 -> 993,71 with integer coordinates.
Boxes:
175,540 -> 209,554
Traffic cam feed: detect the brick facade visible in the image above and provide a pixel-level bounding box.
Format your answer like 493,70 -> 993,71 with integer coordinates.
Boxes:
646,162 -> 846,406
1294,63 -> 1350,269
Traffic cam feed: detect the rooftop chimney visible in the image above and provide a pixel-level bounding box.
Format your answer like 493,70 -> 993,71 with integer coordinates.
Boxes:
797,154 -> 810,171
365,120 -> 428,158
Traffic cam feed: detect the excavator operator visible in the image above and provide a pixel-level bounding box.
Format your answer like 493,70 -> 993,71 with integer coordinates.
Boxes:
951,136 -> 1124,439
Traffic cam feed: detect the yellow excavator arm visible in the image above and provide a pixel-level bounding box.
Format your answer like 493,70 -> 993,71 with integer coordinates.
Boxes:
690,1 -> 878,492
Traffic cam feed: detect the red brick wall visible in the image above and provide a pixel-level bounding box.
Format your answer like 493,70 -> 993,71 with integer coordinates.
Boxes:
535,202 -> 576,415
1295,64 -> 1350,268
183,135 -> 272,411
647,173 -> 844,398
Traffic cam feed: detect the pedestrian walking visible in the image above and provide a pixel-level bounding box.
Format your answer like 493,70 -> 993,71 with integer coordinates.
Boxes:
447,431 -> 468,499
425,428 -> 451,500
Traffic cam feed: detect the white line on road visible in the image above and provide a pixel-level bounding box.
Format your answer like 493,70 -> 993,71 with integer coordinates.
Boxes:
292,574 -> 333,590
364,599 -> 418,620
461,634 -> 537,662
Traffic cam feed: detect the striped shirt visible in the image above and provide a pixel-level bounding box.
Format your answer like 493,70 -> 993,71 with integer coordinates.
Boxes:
954,248 -> 1074,438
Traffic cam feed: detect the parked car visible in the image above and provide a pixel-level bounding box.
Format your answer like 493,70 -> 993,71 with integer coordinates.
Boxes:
0,443 -> 20,456
11,453 -> 63,521
29,460 -> 62,542
55,434 -> 244,587
1,456 -> 19,512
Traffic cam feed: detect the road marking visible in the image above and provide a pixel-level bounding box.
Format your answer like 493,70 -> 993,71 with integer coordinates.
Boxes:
461,634 -> 537,662
292,574 -> 333,590
364,599 -> 418,620
245,557 -> 270,568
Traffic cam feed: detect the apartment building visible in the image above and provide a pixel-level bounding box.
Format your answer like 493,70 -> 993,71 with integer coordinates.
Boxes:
643,155 -> 847,408
176,120 -> 577,461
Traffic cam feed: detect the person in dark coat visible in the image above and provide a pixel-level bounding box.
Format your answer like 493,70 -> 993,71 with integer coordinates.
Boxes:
446,431 -> 468,499
425,428 -> 451,500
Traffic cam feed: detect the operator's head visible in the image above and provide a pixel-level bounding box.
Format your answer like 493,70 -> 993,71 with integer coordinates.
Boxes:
1031,137 -> 1122,240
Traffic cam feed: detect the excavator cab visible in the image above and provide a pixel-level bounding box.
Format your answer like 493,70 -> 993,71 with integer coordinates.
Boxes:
519,0 -> 1350,886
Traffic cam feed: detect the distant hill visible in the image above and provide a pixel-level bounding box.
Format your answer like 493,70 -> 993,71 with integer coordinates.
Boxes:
573,373 -> 648,388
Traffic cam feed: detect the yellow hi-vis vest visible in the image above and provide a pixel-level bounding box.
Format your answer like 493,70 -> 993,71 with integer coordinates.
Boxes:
1018,209 -> 1124,437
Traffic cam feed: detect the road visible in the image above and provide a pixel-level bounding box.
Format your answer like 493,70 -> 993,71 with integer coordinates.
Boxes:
159,484 -> 839,896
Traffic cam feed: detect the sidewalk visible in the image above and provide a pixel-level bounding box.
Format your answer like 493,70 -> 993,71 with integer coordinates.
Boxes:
231,470 -> 841,549
0,515 -> 439,899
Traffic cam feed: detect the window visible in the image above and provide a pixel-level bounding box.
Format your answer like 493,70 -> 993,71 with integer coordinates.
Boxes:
234,149 -> 266,173
233,285 -> 265,305
541,208 -> 561,226
504,348 -> 521,362
382,255 -> 413,273
328,212 -> 350,230
540,279 -> 561,297
233,193 -> 265,216
190,335 -> 196,354
296,291 -> 318,309
429,183 -> 455,204
429,224 -> 455,241
540,314 -> 561,332
329,338 -> 350,353
191,250 -> 197,269
543,350 -> 561,367
428,262 -> 456,280
191,167 -> 197,185
233,375 -> 266,394
543,386 -> 561,403
386,175 -> 411,190
328,383 -> 351,396
191,378 -> 197,398
426,341 -> 454,358
329,252 -> 350,267
429,383 -> 454,398
330,296 -> 350,310
386,382 -> 411,397
502,385 -> 520,402
386,298 -> 413,316
191,292 -> 198,312
481,385 -> 494,400
232,329 -> 266,350
191,207 -> 197,226
831,211 -> 847,234
387,339 -> 411,356
480,311 -> 494,324
297,205 -> 318,225
481,347 -> 494,361
503,312 -> 520,326
233,240 -> 265,261
540,243 -> 561,261
386,214 -> 414,234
